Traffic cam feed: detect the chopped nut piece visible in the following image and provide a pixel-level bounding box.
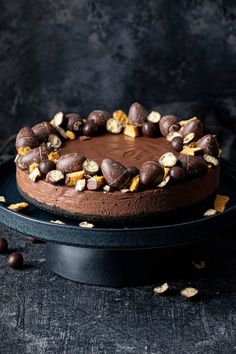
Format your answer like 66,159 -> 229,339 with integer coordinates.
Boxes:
65,171 -> 85,187
103,185 -> 111,192
17,146 -> 31,156
154,282 -> 169,294
48,151 -> 60,163
203,209 -> 217,217
106,118 -> 123,134
214,194 -> 230,212
203,154 -> 219,166
180,287 -> 198,299
48,134 -> 62,148
87,176 -> 105,190
79,221 -> 94,228
50,119 -> 55,126
157,175 -> 170,187
159,152 -> 177,168
183,132 -> 195,144
147,111 -> 161,123
121,188 -> 130,193
50,219 -> 65,224
75,178 -> 86,192
166,131 -> 181,142
65,130 -> 77,140
123,124 -> 139,138
0,196 -> 6,203
192,261 -> 206,270
179,117 -> 197,126
29,167 -> 41,182
129,175 -> 140,192
29,162 -> 39,173
180,146 -> 203,156
8,202 -> 29,212
46,170 -> 65,185
113,110 -> 128,126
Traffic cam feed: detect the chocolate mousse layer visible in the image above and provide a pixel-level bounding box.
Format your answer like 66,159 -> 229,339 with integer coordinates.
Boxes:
16,134 -> 220,224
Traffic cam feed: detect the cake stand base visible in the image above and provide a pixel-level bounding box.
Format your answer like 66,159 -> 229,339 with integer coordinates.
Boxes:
46,240 -> 210,286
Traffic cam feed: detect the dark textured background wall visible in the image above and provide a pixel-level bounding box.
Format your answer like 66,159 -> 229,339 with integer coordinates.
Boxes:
0,0 -> 236,160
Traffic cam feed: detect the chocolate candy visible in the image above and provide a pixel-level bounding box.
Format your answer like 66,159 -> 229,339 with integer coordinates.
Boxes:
32,122 -> 57,142
0,237 -> 8,253
83,159 -> 100,176
87,110 -> 112,131
7,252 -> 24,269
169,166 -> 185,184
171,136 -> 183,152
196,134 -> 220,157
180,118 -> 204,141
178,155 -> 208,178
53,112 -> 65,128
66,113 -> 83,132
101,158 -> 130,189
46,170 -> 65,185
127,166 -> 140,178
15,127 -> 39,150
39,159 -> 55,176
56,153 -> 85,173
106,118 -> 123,134
159,115 -> 179,136
18,147 -> 50,169
142,122 -> 158,138
139,161 -> 164,186
83,120 -> 98,136
48,134 -> 62,149
128,102 -> 148,126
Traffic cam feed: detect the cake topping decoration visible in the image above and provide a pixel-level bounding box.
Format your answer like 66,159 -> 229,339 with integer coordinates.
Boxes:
87,176 -> 105,190
65,171 -> 85,187
15,127 -> 39,153
203,154 -> 219,166
39,160 -> 55,176
169,166 -> 185,184
178,155 -> 208,178
113,110 -> 128,126
48,134 -> 62,148
139,160 -> 164,186
123,124 -> 139,138
147,111 -> 161,123
128,102 -> 148,126
214,194 -> 230,212
180,117 -> 204,141
196,134 -> 220,157
75,179 -> 86,192
142,121 -> 159,138
87,110 -> 112,131
46,170 -> 65,185
83,120 -> 98,136
127,166 -> 140,178
159,152 -> 177,168
159,115 -> 179,136
83,159 -> 100,177
171,136 -> 183,152
56,153 -> 85,174
101,158 -> 130,189
106,118 -> 123,134
32,122 -> 57,142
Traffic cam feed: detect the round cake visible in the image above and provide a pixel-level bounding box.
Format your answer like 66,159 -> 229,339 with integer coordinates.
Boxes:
15,103 -> 221,226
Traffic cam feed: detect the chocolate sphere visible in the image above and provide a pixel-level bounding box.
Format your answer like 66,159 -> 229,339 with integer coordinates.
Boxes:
171,137 -> 183,152
83,120 -> 98,136
142,122 -> 158,138
39,160 -> 55,176
8,252 -> 24,269
127,166 -> 140,178
169,166 -> 185,183
0,237 -> 8,253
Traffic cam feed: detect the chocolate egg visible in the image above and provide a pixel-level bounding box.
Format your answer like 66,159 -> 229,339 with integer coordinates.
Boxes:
159,115 -> 179,136
178,155 -> 208,178
15,127 -> 39,150
101,158 -> 130,189
196,134 -> 220,157
32,122 -> 58,142
56,153 -> 85,174
87,110 -> 112,131
19,147 -> 50,169
139,161 -> 164,186
128,102 -> 148,126
180,118 -> 204,141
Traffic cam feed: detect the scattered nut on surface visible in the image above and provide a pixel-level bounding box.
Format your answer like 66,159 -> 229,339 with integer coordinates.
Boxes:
192,261 -> 206,270
159,152 -> 177,168
121,188 -> 130,193
180,287 -> 198,299
8,202 -> 29,212
50,220 -> 65,224
0,196 -> 6,203
79,221 -> 94,228
203,209 -> 217,217
154,282 -> 169,294
103,185 -> 111,192
203,154 -> 219,166
147,111 -> 161,123
214,194 -> 230,212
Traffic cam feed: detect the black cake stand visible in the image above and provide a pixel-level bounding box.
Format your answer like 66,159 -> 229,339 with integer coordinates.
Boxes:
1,160 -> 236,286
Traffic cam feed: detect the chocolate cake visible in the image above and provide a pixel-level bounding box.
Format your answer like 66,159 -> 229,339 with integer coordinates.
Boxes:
15,103 -> 221,226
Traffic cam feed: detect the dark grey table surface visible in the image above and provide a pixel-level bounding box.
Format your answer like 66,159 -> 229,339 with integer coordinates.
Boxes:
0,223 -> 235,354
